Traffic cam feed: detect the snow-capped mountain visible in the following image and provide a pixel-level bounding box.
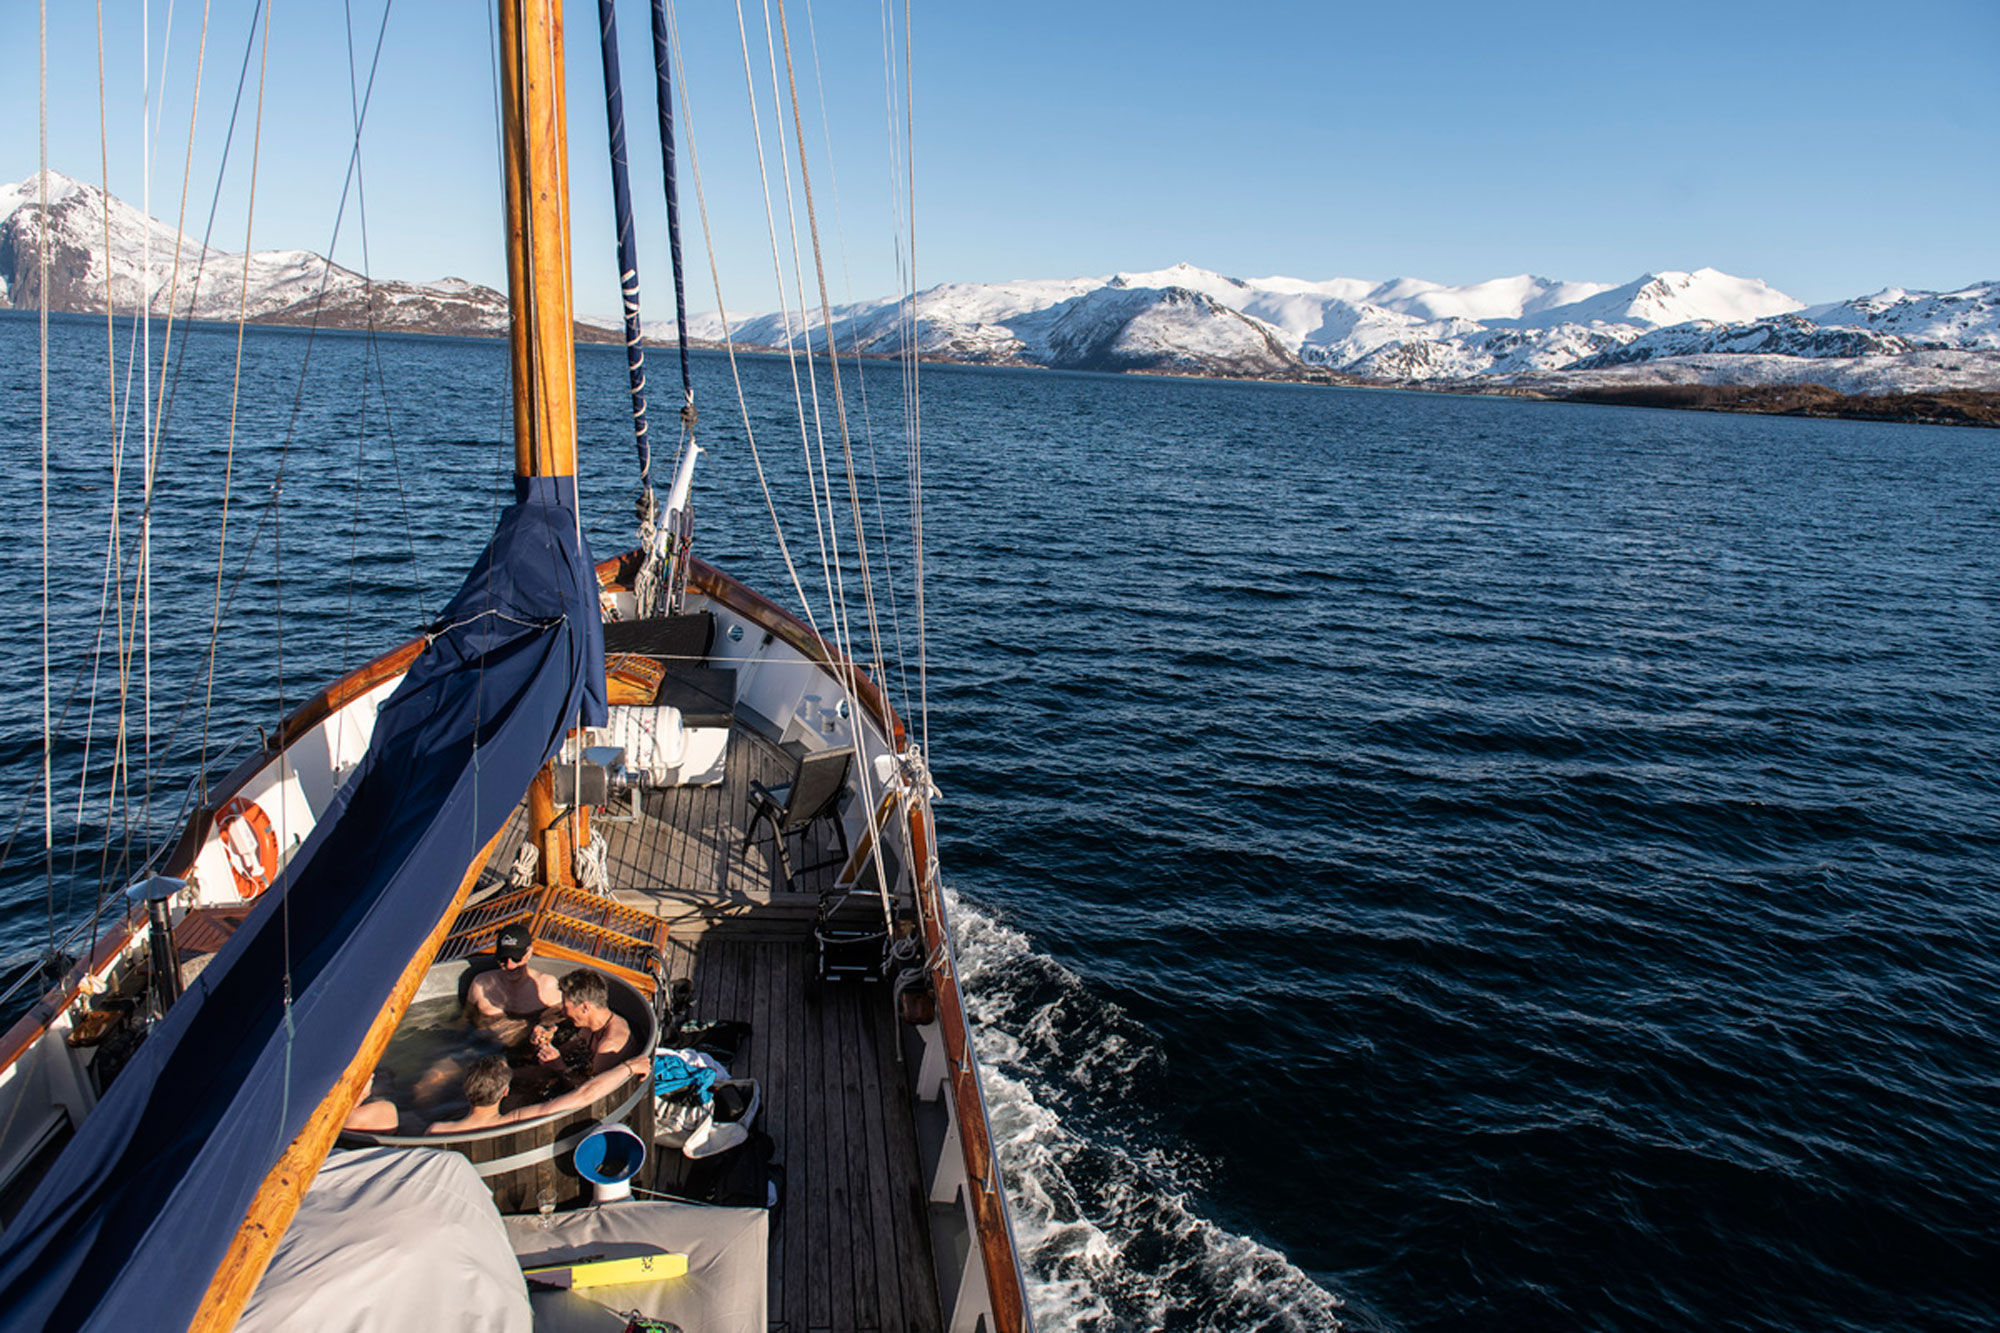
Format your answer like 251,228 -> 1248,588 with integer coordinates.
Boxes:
8,171 -> 1996,396
0,170 -> 518,336
1800,282 -> 2000,350
1568,314 -> 1917,369
1492,267 -> 1802,330
723,262 -> 1998,392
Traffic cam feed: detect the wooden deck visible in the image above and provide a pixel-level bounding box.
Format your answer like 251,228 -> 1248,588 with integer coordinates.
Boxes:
466,717 -> 942,1332
657,931 -> 941,1333
466,723 -> 859,934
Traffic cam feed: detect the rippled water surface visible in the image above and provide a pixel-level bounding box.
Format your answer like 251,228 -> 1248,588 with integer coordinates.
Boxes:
2,311 -> 1996,1331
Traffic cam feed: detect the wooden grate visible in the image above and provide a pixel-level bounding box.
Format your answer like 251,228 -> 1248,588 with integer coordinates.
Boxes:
442,880 -> 668,995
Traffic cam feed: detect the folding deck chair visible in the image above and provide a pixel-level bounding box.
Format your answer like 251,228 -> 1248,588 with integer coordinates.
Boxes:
742,747 -> 852,893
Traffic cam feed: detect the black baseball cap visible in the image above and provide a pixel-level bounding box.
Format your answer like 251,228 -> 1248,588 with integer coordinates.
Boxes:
495,924 -> 531,963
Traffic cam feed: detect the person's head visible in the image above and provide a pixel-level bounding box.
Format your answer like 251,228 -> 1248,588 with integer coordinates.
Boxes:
559,969 -> 610,1024
494,923 -> 533,971
462,1055 -> 511,1111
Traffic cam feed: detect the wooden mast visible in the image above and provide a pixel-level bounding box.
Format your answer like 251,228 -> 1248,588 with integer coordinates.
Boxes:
499,0 -> 585,888
498,0 -> 578,480
190,4 -> 582,1326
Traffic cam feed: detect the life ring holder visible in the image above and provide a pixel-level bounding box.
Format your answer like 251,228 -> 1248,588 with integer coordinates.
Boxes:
217,796 -> 281,899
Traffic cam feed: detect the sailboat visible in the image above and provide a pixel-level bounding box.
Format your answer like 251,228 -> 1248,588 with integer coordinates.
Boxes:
0,1 -> 1029,1329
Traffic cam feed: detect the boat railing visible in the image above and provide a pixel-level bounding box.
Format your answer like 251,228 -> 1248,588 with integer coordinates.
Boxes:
0,728 -> 249,1019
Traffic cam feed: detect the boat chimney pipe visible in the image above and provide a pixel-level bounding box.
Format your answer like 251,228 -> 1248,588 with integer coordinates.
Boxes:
127,875 -> 187,1013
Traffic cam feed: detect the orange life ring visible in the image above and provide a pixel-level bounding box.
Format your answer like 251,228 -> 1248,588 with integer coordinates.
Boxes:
217,796 -> 280,898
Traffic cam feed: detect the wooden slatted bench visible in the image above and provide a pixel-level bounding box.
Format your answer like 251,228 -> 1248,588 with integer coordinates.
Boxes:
441,881 -> 670,996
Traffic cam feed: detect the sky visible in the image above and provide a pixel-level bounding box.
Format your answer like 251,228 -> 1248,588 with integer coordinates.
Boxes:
3,0 -> 1996,320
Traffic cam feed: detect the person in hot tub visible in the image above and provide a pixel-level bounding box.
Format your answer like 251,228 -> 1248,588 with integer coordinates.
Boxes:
424,1055 -> 515,1135
534,969 -> 632,1081
465,923 -> 562,1044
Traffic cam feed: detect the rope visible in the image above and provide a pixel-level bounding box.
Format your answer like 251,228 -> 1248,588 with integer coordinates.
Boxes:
340,0 -> 429,662
200,0 -> 272,796
755,0 -> 846,662
145,0 -> 212,461
577,830 -> 610,896
666,0 -> 818,627
97,0 -> 140,923
734,0 -> 840,638
89,0 -> 123,953
774,0 -> 905,928
136,0 -> 214,852
141,0 -> 156,865
40,0 -> 53,957
895,0 -> 928,769
796,0 -> 909,735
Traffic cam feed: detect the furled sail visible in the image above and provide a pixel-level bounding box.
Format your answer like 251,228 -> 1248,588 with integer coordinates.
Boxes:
0,475 -> 606,1332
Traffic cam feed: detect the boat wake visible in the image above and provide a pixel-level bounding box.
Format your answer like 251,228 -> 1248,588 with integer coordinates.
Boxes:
948,894 -> 1349,1332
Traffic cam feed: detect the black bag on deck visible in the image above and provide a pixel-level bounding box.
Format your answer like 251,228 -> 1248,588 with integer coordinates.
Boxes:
673,1018 -> 751,1067
682,1129 -> 779,1210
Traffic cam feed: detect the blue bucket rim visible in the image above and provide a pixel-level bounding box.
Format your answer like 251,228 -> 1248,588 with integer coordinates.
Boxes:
573,1123 -> 647,1184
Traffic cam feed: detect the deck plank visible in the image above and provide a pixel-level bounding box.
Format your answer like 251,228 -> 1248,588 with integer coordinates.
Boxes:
857,988 -> 911,1333
842,982 -> 887,1329
822,978 -> 859,1333
880,998 -> 944,1331
783,942 -> 812,1333
804,968 -> 833,1332
746,940 -> 782,1319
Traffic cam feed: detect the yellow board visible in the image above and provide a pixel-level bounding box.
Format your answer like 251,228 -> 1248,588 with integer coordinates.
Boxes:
566,1252 -> 689,1288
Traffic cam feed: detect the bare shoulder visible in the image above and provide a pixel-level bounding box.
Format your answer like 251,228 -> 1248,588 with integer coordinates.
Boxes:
465,970 -> 503,1012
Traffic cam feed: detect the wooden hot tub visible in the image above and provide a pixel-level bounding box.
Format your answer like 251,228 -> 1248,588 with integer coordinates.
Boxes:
338,959 -> 657,1213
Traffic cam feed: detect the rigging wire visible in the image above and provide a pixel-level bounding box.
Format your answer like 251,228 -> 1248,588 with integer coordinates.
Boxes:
730,0 -> 840,630
901,0 -> 928,771
76,0 -> 124,948
797,0 -> 911,735
663,0 -> 818,627
141,0 -> 152,873
752,0 -> 846,644
138,0 -> 215,854
98,0 -> 137,925
338,0 -> 431,665
773,0 -> 901,925
198,0 -> 272,804
40,0 -> 53,959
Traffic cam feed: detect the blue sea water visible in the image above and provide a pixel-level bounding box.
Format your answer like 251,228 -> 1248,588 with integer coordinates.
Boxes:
1,309 -> 1996,1331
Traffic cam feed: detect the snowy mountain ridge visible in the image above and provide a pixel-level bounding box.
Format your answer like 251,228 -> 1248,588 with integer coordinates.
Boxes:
0,170 -> 517,337
692,261 -> 1999,393
6,171 -> 1996,395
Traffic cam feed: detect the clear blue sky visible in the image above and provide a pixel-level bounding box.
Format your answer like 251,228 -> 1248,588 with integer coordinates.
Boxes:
6,0 -> 1995,317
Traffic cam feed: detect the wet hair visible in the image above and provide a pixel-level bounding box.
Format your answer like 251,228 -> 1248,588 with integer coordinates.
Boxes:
463,1055 -> 511,1109
559,969 -> 609,1011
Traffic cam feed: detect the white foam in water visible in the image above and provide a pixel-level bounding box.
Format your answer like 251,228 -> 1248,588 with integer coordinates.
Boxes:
948,891 -> 1349,1331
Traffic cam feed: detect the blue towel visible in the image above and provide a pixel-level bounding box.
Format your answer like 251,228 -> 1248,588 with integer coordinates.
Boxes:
652,1053 -> 717,1105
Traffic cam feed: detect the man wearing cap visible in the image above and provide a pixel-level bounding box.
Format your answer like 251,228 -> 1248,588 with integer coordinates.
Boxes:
465,924 -> 562,1044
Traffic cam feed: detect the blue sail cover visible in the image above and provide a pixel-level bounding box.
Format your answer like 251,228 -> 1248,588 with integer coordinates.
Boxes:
0,475 -> 606,1332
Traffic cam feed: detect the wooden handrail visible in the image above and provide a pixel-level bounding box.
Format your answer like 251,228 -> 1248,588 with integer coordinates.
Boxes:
908,802 -> 1030,1333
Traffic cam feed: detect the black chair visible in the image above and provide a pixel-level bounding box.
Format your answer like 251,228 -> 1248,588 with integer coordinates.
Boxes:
743,747 -> 852,892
